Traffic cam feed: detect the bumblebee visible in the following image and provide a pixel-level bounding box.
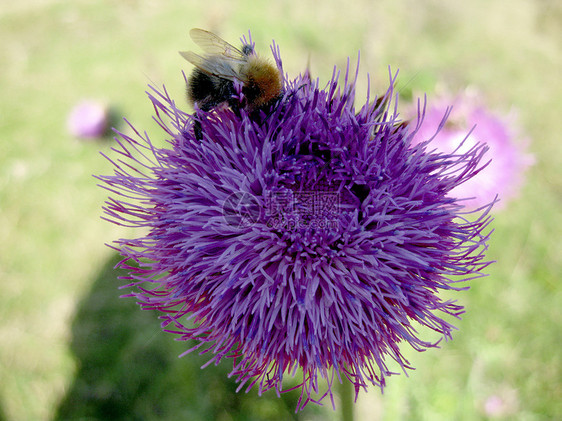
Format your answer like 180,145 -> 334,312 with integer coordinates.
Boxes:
180,28 -> 283,112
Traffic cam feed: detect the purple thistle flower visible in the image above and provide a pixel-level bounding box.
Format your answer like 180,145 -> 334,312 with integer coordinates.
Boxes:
67,100 -> 109,139
98,41 -> 494,410
408,92 -> 534,211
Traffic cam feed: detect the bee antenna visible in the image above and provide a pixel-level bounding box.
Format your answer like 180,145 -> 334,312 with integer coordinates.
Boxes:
396,71 -> 420,95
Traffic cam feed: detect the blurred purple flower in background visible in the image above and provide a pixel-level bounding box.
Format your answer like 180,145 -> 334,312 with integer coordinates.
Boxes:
483,389 -> 519,418
98,43 -> 494,410
409,91 -> 533,211
67,100 -> 109,139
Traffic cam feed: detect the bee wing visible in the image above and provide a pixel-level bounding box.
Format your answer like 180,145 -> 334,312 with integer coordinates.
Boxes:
189,28 -> 246,60
179,51 -> 246,82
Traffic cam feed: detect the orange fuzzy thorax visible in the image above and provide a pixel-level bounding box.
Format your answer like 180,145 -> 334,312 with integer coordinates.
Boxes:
244,57 -> 282,107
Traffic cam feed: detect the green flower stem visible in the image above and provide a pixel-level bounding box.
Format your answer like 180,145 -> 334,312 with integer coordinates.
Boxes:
340,376 -> 354,421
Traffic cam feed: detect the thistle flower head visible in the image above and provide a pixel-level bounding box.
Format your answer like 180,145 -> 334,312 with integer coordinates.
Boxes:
67,99 -> 109,139
99,41 -> 494,410
409,92 -> 533,211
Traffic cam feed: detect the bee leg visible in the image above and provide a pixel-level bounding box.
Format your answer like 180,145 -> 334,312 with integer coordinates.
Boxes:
193,116 -> 204,140
192,103 -> 213,141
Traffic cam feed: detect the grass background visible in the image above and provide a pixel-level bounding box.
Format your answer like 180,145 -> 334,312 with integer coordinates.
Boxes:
1,0 -> 560,419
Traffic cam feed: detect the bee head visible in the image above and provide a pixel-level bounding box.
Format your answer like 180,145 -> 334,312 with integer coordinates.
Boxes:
241,44 -> 255,56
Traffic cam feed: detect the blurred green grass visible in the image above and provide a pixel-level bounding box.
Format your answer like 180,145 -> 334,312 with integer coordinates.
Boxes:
1,0 -> 560,420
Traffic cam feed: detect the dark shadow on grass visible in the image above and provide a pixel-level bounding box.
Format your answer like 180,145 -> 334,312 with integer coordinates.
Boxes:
0,399 -> 6,421
54,254 -> 324,421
